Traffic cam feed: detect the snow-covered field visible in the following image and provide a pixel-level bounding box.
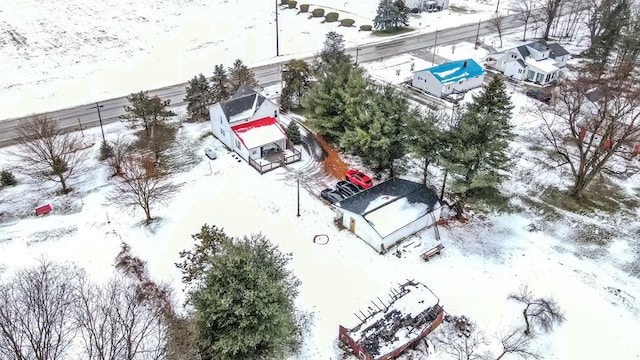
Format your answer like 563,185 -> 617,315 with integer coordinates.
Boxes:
2,0 -> 640,359
0,0 -> 511,120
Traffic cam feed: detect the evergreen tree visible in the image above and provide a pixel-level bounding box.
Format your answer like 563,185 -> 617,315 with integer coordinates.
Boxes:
318,31 -> 352,68
0,169 -> 17,186
340,84 -> 415,176
303,63 -> 370,143
228,59 -> 260,93
285,121 -> 303,145
281,59 -> 312,111
123,91 -> 176,138
586,0 -> 631,73
614,7 -> 640,75
442,76 -> 514,198
374,0 -> 409,32
184,73 -> 214,122
211,64 -> 232,102
407,111 -> 448,185
184,226 -> 302,360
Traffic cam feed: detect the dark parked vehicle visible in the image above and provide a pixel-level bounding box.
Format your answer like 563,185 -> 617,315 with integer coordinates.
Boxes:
526,89 -> 552,104
320,189 -> 345,204
336,181 -> 361,198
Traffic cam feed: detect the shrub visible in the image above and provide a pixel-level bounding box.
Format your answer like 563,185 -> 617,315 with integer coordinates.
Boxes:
0,169 -> 17,186
288,0 -> 297,8
285,121 -> 302,145
411,7 -> 421,13
360,24 -> 372,31
340,18 -> 355,27
99,140 -> 114,161
325,12 -> 339,22
312,8 -> 325,17
300,4 -> 309,12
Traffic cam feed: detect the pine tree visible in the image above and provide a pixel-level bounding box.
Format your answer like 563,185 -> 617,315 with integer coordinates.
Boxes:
211,64 -> 232,102
318,31 -> 352,68
303,63 -> 370,143
407,111 -> 448,185
586,0 -> 631,73
184,227 -> 303,360
281,59 -> 312,111
614,6 -> 640,75
340,84 -> 415,176
285,121 -> 302,145
228,59 -> 260,93
0,169 -> 17,186
374,0 -> 409,32
123,91 -> 176,138
184,73 -> 214,122
442,76 -> 514,198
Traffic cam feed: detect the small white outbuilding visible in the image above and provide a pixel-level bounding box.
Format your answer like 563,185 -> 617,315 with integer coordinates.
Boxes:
412,58 -> 485,98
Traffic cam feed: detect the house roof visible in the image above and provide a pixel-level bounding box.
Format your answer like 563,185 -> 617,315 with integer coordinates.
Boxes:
547,42 -> 570,57
221,93 -> 267,121
417,59 -> 484,85
340,178 -> 439,215
231,84 -> 256,99
516,45 -> 531,59
525,57 -> 559,73
230,117 -> 286,150
528,41 -> 549,52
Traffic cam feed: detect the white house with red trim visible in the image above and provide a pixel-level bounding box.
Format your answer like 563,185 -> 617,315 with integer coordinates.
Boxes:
208,85 -> 301,173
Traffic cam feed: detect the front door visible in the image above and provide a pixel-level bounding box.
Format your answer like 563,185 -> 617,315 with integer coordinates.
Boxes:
349,217 -> 356,232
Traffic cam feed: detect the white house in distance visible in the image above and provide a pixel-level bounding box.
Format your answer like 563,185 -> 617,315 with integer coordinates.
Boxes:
208,85 -> 301,173
412,58 -> 485,98
335,178 -> 442,254
489,40 -> 570,85
405,0 -> 449,11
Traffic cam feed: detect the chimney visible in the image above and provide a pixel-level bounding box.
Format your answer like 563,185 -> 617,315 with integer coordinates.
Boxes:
463,60 -> 468,68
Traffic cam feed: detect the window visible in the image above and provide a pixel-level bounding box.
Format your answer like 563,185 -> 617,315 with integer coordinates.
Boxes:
221,129 -> 225,136
219,116 -> 222,124
235,139 -> 241,149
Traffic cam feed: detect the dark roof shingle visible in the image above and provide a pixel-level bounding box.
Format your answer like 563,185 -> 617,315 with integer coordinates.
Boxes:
339,178 -> 440,215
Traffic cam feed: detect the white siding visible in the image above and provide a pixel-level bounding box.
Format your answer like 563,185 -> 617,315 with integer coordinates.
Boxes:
412,70 -> 443,97
340,209 -> 384,252
378,207 -> 442,252
504,61 -> 525,80
252,99 -> 279,121
444,74 -> 484,95
232,134 -> 250,161
209,104 -> 232,149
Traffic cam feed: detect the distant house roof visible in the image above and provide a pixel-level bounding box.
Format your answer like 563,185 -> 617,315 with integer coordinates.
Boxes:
231,84 -> 256,99
528,41 -> 549,52
230,117 -> 286,149
417,59 -> 484,85
221,91 -> 267,122
547,42 -> 570,57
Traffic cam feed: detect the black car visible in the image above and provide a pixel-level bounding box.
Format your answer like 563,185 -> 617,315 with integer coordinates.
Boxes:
320,189 -> 345,204
526,89 -> 552,104
336,180 -> 361,198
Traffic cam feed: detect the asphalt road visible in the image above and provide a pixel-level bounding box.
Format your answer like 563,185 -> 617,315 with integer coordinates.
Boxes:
0,12 -> 526,148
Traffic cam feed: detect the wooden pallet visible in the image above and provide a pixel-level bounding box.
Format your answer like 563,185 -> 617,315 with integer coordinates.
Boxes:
420,244 -> 444,261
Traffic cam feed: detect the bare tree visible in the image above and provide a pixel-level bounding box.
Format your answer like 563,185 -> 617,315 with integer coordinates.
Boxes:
585,0 -> 615,44
508,285 -> 565,336
74,274 -> 166,360
108,155 -> 179,223
541,0 -> 565,40
518,0 -> 535,40
556,0 -> 587,39
12,115 -> 87,194
535,69 -> 640,198
491,13 -> 506,47
0,260 -> 80,360
106,135 -> 133,177
435,315 -> 488,360
495,328 -> 541,360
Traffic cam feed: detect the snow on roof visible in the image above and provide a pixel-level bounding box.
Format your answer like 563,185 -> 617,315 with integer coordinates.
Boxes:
345,280 -> 442,358
525,57 -> 559,74
365,197 -> 430,238
230,117 -> 285,150
416,59 -> 484,84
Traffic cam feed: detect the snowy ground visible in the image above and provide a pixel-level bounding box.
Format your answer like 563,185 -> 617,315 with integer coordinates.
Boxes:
2,0 -> 640,359
1,0 -> 516,120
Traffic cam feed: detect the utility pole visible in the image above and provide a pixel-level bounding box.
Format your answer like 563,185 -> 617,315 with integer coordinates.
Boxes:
296,178 -> 300,217
88,103 -> 106,142
474,20 -> 481,49
355,47 -> 360,65
275,0 -> 280,57
495,0 -> 500,13
431,29 -> 438,66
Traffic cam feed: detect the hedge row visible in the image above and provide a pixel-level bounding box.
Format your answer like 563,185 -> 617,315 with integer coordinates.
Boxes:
288,0 -> 297,8
360,24 -> 372,31
340,18 -> 355,27
311,8 -> 325,17
299,4 -> 309,12
324,12 -> 339,22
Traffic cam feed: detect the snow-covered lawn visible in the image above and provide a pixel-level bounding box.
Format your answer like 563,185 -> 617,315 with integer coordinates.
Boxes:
1,0 -> 640,359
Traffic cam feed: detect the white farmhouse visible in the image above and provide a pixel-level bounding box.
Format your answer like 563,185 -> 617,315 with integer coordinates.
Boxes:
412,58 -> 485,98
208,85 -> 301,173
335,178 -> 442,254
490,40 -> 570,85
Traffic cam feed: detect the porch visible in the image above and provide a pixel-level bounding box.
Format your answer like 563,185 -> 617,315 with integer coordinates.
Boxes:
248,140 -> 301,174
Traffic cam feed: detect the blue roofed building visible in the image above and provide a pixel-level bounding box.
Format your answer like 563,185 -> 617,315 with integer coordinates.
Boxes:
411,58 -> 485,98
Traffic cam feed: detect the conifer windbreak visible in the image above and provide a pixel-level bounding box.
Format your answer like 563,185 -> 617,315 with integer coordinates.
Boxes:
373,0 -> 409,32
184,73 -> 214,122
441,76 -> 515,197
